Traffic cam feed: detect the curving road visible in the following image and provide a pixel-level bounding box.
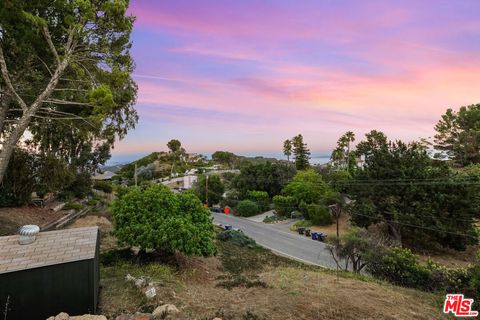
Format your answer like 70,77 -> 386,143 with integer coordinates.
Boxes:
211,212 -> 337,269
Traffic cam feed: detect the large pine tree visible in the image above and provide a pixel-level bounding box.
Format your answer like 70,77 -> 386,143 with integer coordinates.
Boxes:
292,134 -> 310,170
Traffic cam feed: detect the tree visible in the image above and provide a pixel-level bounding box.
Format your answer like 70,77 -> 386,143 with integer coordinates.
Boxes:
272,195 -> 295,216
331,131 -> 356,170
0,148 -> 73,206
349,132 -> 478,250
233,162 -> 296,198
434,104 -> 480,166
282,169 -> 331,205
167,139 -> 184,176
0,0 -> 138,183
167,139 -> 182,154
212,151 -> 237,169
307,204 -> 333,226
112,185 -> 216,256
246,190 -> 270,211
291,134 -> 310,170
326,227 -> 379,273
193,174 -> 225,205
283,139 -> 292,162
236,200 -> 260,217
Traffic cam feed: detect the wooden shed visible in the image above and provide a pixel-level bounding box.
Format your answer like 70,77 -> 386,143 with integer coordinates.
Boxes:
0,226 -> 100,320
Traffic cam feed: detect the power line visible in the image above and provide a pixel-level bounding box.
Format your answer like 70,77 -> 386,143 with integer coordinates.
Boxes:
348,211 -> 478,240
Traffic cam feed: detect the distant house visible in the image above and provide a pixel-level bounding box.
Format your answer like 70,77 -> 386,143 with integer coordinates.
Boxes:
92,170 -> 115,181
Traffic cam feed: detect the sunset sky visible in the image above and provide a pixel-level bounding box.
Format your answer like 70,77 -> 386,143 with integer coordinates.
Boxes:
111,0 -> 480,163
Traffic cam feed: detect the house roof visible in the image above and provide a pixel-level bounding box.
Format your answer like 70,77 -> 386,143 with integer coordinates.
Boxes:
0,226 -> 98,274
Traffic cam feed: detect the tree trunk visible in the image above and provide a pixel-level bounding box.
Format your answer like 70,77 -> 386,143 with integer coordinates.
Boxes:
386,219 -> 402,245
0,56 -> 70,184
0,111 -> 32,184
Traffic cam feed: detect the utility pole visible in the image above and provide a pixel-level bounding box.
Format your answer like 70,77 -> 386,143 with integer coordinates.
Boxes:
205,175 -> 209,207
134,163 -> 137,187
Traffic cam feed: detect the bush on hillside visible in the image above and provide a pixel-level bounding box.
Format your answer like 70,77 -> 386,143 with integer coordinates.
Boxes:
272,195 -> 295,216
93,180 -> 113,193
217,230 -> 257,248
367,246 -> 479,304
236,200 -> 260,217
246,190 -> 270,211
307,204 -> 333,226
112,185 -> 216,256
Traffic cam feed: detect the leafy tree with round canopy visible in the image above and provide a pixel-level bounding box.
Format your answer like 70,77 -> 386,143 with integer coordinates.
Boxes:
112,185 -> 216,256
282,169 -> 331,205
167,139 -> 182,154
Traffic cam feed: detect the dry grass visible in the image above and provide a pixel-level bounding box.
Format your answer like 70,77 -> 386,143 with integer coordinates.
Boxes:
310,212 -> 351,236
0,205 -> 64,235
98,231 -> 447,320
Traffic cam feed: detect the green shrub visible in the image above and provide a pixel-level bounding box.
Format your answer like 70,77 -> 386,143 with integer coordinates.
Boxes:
367,247 -> 477,295
307,204 -> 333,226
62,201 -> 84,211
246,190 -> 270,211
236,200 -> 260,217
290,220 -> 312,231
112,185 -> 216,256
217,230 -> 257,248
93,180 -> 113,193
63,172 -> 92,198
272,195 -> 295,216
263,214 -> 288,224
367,247 -> 431,289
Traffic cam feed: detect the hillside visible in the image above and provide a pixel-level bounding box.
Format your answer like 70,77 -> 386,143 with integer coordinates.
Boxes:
65,212 -> 448,320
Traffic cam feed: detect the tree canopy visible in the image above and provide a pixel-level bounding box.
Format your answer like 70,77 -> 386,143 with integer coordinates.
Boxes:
291,134 -> 310,170
194,174 -> 225,205
434,104 -> 480,166
282,169 -> 331,205
233,162 -> 296,198
348,131 -> 478,250
0,0 -> 138,183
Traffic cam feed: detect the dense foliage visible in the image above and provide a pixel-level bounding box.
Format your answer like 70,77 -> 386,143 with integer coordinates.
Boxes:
0,0 -> 138,183
246,190 -> 270,211
292,134 -> 310,170
282,170 -> 331,205
194,174 -> 225,205
0,148 -> 73,206
112,185 -> 216,256
236,200 -> 261,217
306,204 -> 333,225
434,104 -> 480,166
93,180 -> 113,193
272,195 -> 295,216
349,131 -> 478,250
367,246 -> 479,306
233,162 -> 296,198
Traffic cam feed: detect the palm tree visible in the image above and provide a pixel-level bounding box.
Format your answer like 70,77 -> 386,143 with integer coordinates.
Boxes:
283,139 -> 292,162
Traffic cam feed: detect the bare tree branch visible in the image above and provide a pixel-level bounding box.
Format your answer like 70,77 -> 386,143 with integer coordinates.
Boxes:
37,56 -> 53,76
41,25 -> 60,65
45,98 -> 92,106
0,45 -> 28,111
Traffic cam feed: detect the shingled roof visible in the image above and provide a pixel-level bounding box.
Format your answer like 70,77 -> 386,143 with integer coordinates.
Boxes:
0,226 -> 98,274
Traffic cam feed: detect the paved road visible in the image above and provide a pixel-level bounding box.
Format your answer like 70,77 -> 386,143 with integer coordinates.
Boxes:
212,212 -> 337,269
